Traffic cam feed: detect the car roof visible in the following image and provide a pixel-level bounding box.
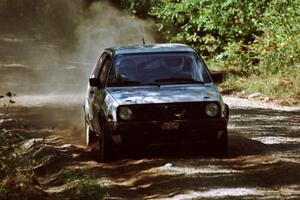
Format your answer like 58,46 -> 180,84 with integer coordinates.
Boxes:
106,44 -> 196,55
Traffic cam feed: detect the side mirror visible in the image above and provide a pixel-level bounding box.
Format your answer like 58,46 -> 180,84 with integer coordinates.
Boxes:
89,78 -> 101,88
210,72 -> 224,84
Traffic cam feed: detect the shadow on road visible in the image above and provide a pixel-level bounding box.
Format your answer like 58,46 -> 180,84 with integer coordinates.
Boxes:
1,104 -> 300,199
2,105 -> 299,159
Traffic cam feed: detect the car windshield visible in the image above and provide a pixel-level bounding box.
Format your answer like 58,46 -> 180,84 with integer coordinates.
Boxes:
107,52 -> 212,87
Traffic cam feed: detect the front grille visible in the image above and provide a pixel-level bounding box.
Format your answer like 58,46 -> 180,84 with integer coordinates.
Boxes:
127,102 -> 220,121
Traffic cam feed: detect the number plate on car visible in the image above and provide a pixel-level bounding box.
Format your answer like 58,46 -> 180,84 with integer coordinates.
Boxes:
161,122 -> 179,130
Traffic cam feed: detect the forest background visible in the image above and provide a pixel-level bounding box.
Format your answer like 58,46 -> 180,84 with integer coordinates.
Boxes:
1,0 -> 299,104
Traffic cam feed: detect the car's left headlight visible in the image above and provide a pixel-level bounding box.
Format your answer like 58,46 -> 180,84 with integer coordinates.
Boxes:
205,103 -> 219,117
119,106 -> 133,121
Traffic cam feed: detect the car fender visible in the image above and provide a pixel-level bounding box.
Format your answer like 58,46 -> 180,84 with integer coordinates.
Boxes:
92,89 -> 119,134
101,91 -> 119,123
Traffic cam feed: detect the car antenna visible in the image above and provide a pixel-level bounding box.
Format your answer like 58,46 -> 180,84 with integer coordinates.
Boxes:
140,24 -> 146,45
142,37 -> 146,45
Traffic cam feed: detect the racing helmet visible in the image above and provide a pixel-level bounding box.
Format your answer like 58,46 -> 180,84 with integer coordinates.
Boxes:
118,58 -> 137,80
162,56 -> 185,73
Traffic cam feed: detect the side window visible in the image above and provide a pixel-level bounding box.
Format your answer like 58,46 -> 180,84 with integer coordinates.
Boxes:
99,55 -> 111,85
196,58 -> 211,83
91,54 -> 105,78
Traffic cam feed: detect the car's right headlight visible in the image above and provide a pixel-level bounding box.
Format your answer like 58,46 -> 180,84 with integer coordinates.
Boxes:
205,103 -> 219,117
119,106 -> 133,121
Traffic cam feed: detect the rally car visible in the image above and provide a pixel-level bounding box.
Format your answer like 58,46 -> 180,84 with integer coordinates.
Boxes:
83,44 -> 229,162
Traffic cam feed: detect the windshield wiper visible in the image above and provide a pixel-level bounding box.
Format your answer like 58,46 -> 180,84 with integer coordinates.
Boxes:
109,80 -> 142,86
144,82 -> 161,87
154,77 -> 205,84
109,81 -> 162,87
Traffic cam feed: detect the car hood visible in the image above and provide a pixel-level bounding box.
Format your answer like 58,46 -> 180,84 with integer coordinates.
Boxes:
107,84 -> 220,105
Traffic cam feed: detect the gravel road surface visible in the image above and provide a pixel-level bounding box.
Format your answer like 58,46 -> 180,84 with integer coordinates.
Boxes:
1,95 -> 299,199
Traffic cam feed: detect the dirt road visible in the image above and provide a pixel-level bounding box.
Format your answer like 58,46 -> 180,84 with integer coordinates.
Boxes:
1,96 -> 299,199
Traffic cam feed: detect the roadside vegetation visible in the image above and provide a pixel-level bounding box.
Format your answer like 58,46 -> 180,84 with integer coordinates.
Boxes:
0,94 -> 106,200
0,127 -> 107,200
111,0 -> 300,105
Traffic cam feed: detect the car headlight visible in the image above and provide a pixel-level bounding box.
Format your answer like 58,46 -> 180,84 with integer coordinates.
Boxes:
205,103 -> 219,117
119,106 -> 133,121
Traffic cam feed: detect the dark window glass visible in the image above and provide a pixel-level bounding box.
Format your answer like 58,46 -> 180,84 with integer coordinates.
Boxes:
107,52 -> 212,86
91,54 -> 105,78
99,56 -> 111,84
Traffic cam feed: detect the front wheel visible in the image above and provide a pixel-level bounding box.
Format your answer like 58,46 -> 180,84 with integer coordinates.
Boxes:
213,129 -> 228,156
85,123 -> 97,146
99,128 -> 114,162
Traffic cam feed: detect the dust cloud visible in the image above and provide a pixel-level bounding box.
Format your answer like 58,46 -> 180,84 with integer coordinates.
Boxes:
74,1 -> 157,66
0,0 -> 158,145
0,0 -> 157,103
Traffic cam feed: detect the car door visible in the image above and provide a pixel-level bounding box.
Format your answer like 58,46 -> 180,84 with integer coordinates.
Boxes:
85,53 -> 105,132
89,52 -> 112,133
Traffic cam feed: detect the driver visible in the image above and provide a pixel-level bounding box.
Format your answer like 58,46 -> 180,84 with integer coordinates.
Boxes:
118,58 -> 137,81
161,56 -> 185,74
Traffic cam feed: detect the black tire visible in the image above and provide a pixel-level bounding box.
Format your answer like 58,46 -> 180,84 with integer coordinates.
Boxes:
225,104 -> 229,121
213,129 -> 228,156
85,122 -> 97,146
99,127 -> 114,162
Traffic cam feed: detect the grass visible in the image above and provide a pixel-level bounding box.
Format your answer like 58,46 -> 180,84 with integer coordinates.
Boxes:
65,175 -> 108,200
0,127 -> 108,200
218,70 -> 300,105
0,128 -> 39,200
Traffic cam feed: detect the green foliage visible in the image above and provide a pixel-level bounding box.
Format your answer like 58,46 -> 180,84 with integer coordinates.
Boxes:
208,42 -> 258,75
118,0 -> 159,18
208,0 -> 300,77
66,175 -> 107,200
117,0 -> 268,56
150,0 -> 268,56
117,0 -> 299,70
115,0 -> 299,102
252,0 -> 300,74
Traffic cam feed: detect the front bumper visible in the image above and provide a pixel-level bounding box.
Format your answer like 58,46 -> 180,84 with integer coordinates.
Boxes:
104,118 -> 228,146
